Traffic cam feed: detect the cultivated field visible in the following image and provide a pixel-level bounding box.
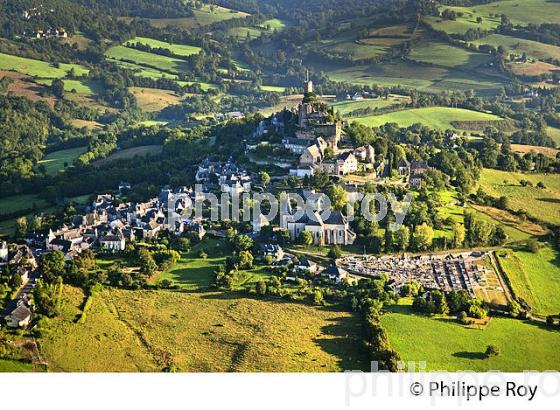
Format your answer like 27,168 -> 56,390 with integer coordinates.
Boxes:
496,247 -> 560,317
510,144 -> 560,158
479,169 -> 560,225
38,286 -> 369,372
352,107 -> 503,130
381,300 -> 560,371
37,147 -> 88,176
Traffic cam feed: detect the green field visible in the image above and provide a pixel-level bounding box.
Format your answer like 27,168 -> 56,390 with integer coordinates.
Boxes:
381,300 -> 560,371
0,53 -> 89,78
105,46 -> 187,74
0,194 -> 49,216
473,0 -> 560,26
425,0 -> 560,35
37,286 -> 368,372
424,7 -> 501,35
37,147 -> 88,176
409,41 -> 491,69
259,18 -> 287,31
331,95 -> 410,115
479,168 -> 560,225
472,34 -> 560,61
147,4 -> 249,30
0,359 -> 34,372
352,107 -> 503,130
549,127 -> 560,146
260,85 -> 286,92
107,59 -> 178,79
126,37 -> 201,57
497,247 -> 560,317
325,62 -> 505,95
35,79 -> 101,95
227,26 -> 263,40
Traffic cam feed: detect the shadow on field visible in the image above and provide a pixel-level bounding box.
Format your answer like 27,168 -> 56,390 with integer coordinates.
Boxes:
537,198 -> 560,204
314,313 -> 370,372
452,351 -> 486,360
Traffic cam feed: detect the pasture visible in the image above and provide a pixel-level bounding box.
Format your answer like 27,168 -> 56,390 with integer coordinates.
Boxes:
37,147 -> 88,176
93,145 -> 163,166
0,359 -> 34,372
548,127 -> 560,146
331,95 -> 410,115
227,27 -> 263,40
0,53 -> 88,78
496,247 -> 560,317
126,37 -> 201,57
472,0 -> 560,26
37,286 -> 369,372
478,168 -> 560,225
147,4 -> 249,30
325,61 -> 505,95
409,41 -> 491,69
130,87 -> 183,113
0,194 -> 49,216
472,34 -> 560,62
351,107 -> 503,130
105,46 -> 187,74
381,300 -> 560,371
424,6 -> 500,35
35,79 -> 101,95
259,19 -> 287,31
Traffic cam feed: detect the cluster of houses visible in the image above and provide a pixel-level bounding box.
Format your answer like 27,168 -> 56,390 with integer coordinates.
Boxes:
1,241 -> 37,328
338,252 -> 495,296
31,28 -> 68,39
195,157 -> 252,195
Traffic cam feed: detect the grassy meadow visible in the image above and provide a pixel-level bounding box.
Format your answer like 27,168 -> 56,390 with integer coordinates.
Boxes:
496,247 -> 560,317
325,62 -> 505,95
479,169 -> 560,225
352,107 -> 503,130
129,87 -> 183,113
37,286 -> 368,372
126,37 -> 201,56
331,95 -> 410,115
37,147 -> 88,176
424,7 -> 500,35
381,300 -> 560,371
472,34 -> 560,62
409,41 -> 491,69
105,46 -> 188,74
0,53 -> 89,78
0,194 -> 49,216
147,4 -> 249,30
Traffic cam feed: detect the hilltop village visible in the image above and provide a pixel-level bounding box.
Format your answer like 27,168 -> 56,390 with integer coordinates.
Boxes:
3,81 -> 517,332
